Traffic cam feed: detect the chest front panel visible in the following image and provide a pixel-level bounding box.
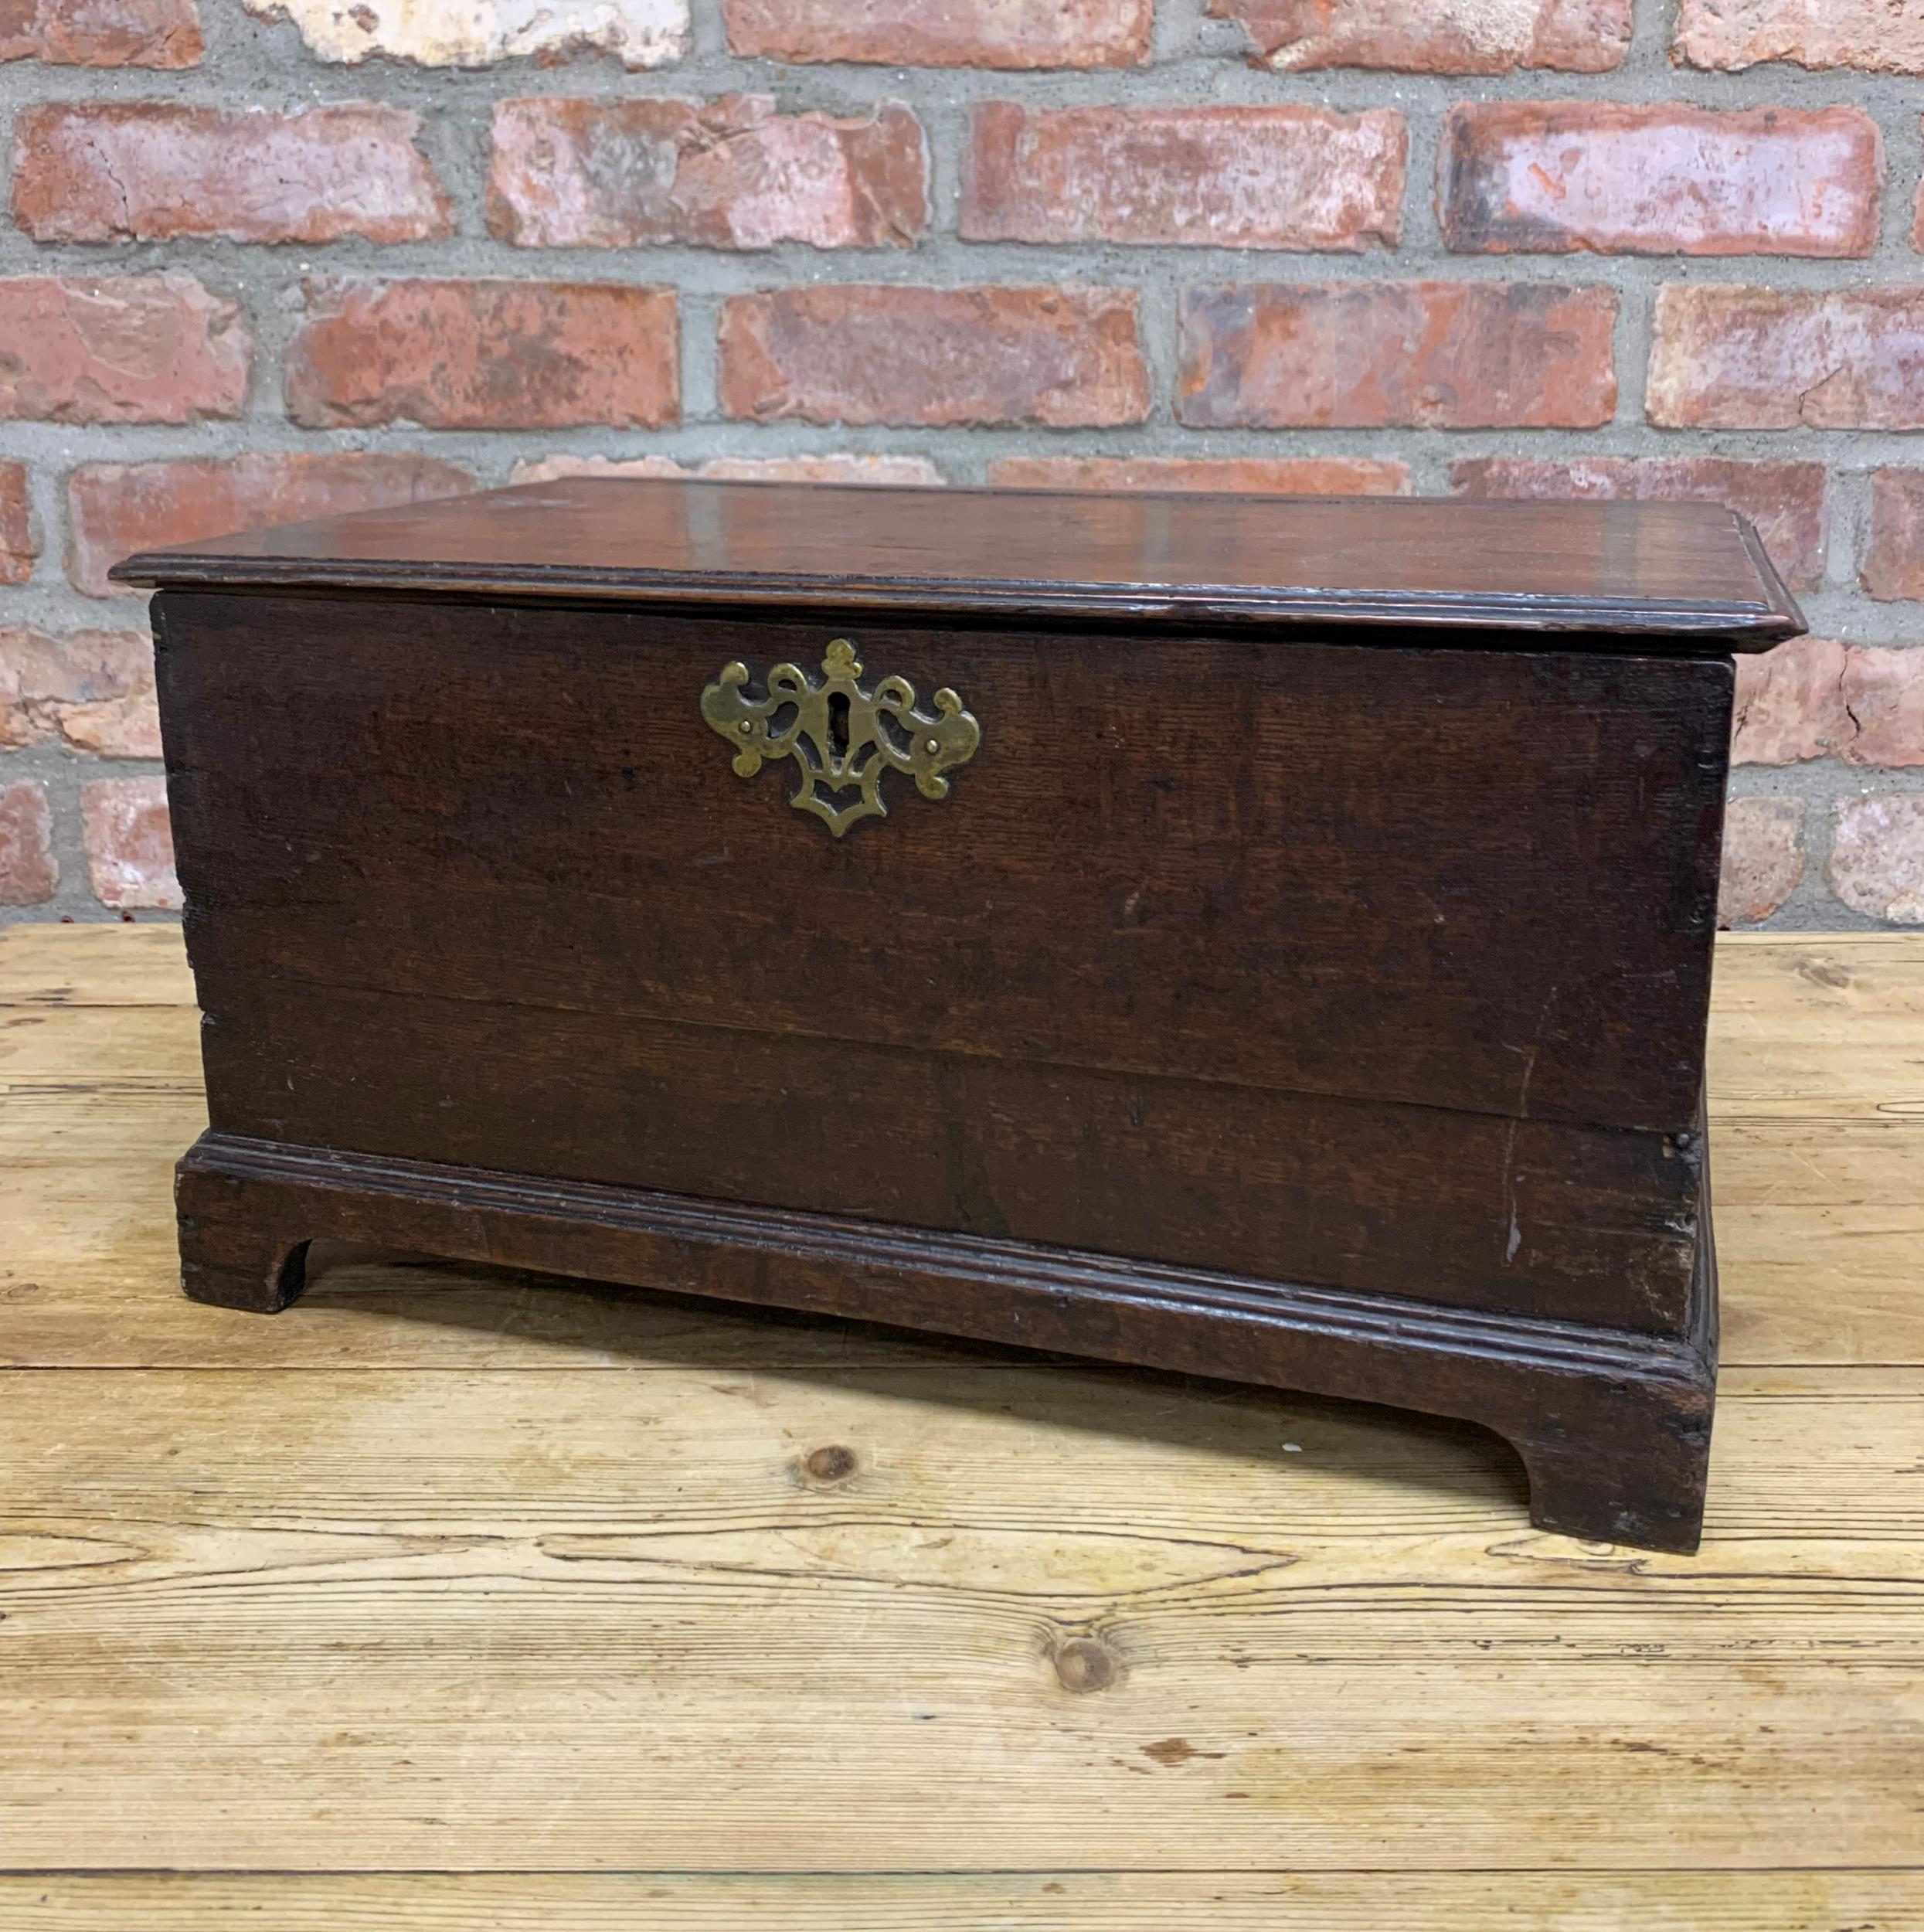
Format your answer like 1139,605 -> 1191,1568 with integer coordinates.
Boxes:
155,592 -> 1728,1336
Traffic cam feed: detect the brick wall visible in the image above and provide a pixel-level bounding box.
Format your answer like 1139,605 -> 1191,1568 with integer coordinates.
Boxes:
2,0 -> 1922,927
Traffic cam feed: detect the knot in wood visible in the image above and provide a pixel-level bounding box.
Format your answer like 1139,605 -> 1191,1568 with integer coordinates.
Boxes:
801,1444 -> 858,1485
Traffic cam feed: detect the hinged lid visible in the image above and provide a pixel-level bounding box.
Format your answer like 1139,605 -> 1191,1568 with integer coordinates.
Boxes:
112,476 -> 1804,650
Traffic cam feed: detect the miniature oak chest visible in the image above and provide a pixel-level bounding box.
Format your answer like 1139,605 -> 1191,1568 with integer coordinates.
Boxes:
119,478 -> 1803,1553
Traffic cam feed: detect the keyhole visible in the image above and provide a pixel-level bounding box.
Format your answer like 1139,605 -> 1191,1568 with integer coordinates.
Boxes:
828,691 -> 851,760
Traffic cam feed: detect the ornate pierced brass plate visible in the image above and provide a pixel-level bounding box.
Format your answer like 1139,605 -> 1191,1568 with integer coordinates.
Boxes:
700,639 -> 981,838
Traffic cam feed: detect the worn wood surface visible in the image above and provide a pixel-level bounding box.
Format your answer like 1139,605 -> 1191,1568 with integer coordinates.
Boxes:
134,484 -> 1805,1547
144,512 -> 1772,1553
162,595 -> 1735,1143
2,924 -> 1920,1924
1,1872 -> 1919,1930
156,595 -> 1730,1350
112,475 -> 1804,645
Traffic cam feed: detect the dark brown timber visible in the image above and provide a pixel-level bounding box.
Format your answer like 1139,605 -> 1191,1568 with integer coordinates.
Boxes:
121,478 -> 1798,1553
117,474 -> 1803,645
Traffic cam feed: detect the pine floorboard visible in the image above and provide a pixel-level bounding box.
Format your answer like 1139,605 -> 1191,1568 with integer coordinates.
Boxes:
2,925 -> 1919,1926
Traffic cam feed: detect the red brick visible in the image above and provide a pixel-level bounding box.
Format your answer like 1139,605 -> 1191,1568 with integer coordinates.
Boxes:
236,0 -> 686,66
962,104 -> 1402,250
512,454 -> 945,487
12,104 -> 449,244
0,628 -> 158,756
0,780 -> 57,906
988,456 -> 1411,495
723,0 -> 1150,67
83,775 -> 178,910
1441,104 -> 1881,257
286,280 -> 678,431
1677,0 -> 1924,73
1841,649 -> 1924,767
1450,457 -> 1827,590
0,274 -> 246,425
1211,0 -> 1630,73
1831,793 -> 1924,923
488,97 -> 925,251
719,287 -> 1149,429
1649,286 -> 1924,430
511,456 -> 688,486
1732,637 -> 1924,768
0,0 -> 199,66
1718,796 -> 1804,925
699,454 -> 943,487
0,463 -> 33,583
1862,470 -> 1924,601
66,452 -> 474,598
1732,636 -> 1851,764
1178,281 -> 1616,430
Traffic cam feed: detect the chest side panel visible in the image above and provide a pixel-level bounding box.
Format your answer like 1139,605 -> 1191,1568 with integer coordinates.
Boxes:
155,593 -> 1727,1334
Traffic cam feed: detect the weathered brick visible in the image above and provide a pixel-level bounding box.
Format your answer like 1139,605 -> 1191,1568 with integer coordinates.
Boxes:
1211,0 -> 1630,73
0,0 -> 199,64
1718,796 -> 1804,925
12,104 -> 449,246
1733,637 -> 1924,768
1677,0 -> 1924,74
0,464 -> 33,584
240,0 -> 686,67
67,452 -> 474,598
988,456 -> 1411,495
489,97 -> 925,251
511,456 -> 688,486
0,275 -> 246,425
286,280 -> 678,431
1732,636 -> 1851,765
1831,793 -> 1924,923
962,104 -> 1402,250
1861,470 -> 1924,601
1441,104 -> 1881,257
724,0 -> 1150,68
512,454 -> 945,487
1178,281 -> 1616,429
1649,286 -> 1924,430
83,775 -> 178,910
699,454 -> 943,487
0,781 -> 57,906
0,628 -> 158,756
1841,649 -> 1924,767
719,287 -> 1149,429
1450,457 -> 1827,590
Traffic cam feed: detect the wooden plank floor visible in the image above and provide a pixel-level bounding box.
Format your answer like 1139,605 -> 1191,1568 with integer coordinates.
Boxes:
1,924 -> 1919,1928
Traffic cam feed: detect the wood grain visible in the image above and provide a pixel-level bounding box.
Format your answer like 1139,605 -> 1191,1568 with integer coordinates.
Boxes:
3,927 -> 1920,1372
1708,932 -> 1924,1120
2,924 -> 1921,1909
143,506 -> 1769,1551
186,978 -> 1705,1331
147,593 -> 1742,1448
1,1365 -> 1920,1870
0,923 -> 194,1006
161,593 -> 1731,1139
3,1872 -> 1919,1930
110,475 -> 1803,645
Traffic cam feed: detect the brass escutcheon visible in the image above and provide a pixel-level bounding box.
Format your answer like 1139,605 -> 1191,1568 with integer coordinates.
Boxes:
699,639 -> 981,838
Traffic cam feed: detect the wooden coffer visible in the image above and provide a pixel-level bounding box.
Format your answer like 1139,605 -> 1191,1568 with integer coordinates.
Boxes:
120,478 -> 1803,1553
